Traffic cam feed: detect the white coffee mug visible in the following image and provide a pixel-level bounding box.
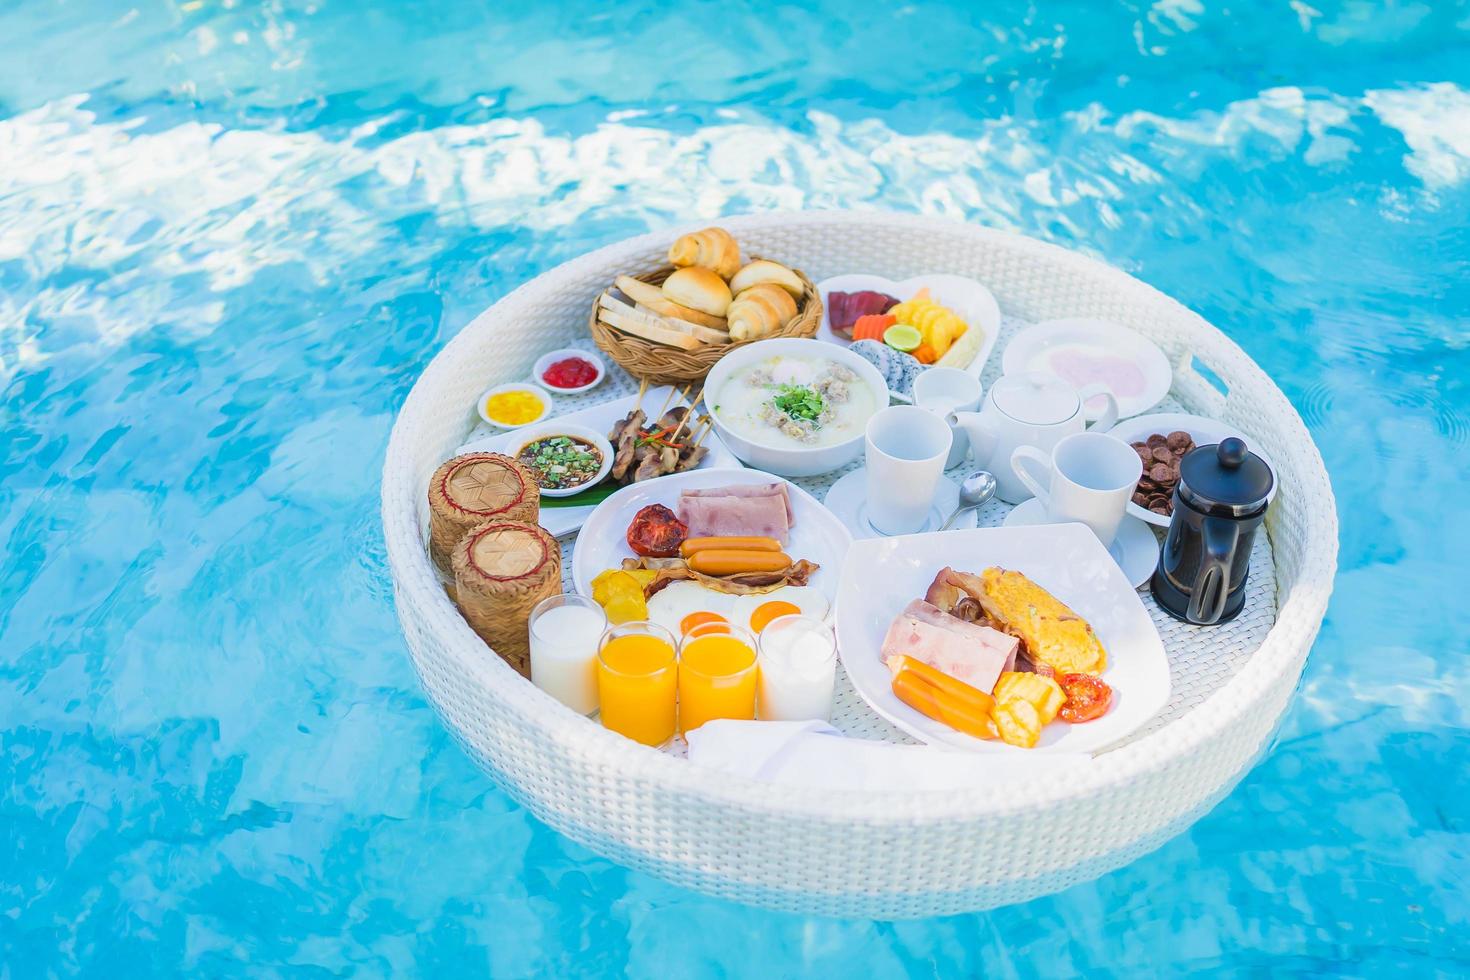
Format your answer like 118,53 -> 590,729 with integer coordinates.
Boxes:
912,368 -> 983,469
1010,431 -> 1142,547
865,405 -> 953,535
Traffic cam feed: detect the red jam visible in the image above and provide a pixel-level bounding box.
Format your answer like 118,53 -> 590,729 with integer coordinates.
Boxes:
541,356 -> 599,390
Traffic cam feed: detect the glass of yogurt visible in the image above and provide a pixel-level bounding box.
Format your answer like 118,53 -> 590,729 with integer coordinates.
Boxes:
528,593 -> 608,715
756,615 -> 838,722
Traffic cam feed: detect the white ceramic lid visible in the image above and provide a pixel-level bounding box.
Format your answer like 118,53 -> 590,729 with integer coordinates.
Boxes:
990,371 -> 1079,426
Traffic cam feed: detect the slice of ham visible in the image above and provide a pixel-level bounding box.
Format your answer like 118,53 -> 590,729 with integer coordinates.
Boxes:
678,483 -> 793,544
881,599 -> 1018,695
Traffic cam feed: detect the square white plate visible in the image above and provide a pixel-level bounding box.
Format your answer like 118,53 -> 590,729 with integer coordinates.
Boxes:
571,468 -> 853,606
459,387 -> 741,537
815,273 -> 1002,403
834,523 -> 1170,754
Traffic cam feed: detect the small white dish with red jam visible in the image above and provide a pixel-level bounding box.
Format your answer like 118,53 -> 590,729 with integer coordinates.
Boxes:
534,348 -> 606,395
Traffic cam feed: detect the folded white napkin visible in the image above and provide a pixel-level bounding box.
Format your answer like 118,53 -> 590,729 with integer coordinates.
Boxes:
686,720 -> 1090,792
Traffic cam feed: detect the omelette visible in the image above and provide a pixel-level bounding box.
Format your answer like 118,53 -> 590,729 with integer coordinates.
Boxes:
977,567 -> 1108,675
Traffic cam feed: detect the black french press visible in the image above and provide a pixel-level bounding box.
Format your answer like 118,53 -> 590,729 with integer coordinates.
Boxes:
1151,437 -> 1274,625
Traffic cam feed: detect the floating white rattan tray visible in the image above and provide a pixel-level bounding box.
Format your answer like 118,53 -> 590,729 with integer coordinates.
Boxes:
381,212 -> 1337,919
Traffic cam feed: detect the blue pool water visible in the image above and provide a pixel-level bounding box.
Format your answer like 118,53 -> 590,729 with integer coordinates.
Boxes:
2,0 -> 1467,973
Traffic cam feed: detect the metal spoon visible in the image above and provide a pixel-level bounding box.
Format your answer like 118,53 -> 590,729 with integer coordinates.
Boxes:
938,471 -> 997,531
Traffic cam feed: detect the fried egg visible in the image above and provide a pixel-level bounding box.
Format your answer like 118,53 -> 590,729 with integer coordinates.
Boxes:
644,581 -> 737,638
730,586 -> 830,637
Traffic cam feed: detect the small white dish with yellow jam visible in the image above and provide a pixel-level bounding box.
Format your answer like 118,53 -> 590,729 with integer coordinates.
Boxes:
477,381 -> 552,429
834,523 -> 1169,754
816,273 -> 1002,403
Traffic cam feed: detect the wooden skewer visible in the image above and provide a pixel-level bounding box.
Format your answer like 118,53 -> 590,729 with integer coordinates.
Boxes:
655,383 -> 687,420
668,384 -> 707,443
688,415 -> 715,450
632,377 -> 648,413
669,392 -> 702,444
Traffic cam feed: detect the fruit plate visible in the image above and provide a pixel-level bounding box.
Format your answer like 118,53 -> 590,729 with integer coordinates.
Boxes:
815,273 -> 1002,403
459,387 -> 741,536
1104,412 -> 1279,528
571,468 -> 852,607
834,523 -> 1170,754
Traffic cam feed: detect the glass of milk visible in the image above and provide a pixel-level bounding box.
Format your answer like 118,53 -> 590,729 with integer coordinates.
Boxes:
528,593 -> 608,715
756,615 -> 837,722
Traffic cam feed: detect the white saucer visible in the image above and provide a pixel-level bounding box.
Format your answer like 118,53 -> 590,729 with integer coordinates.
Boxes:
1002,498 -> 1159,589
824,469 -> 978,540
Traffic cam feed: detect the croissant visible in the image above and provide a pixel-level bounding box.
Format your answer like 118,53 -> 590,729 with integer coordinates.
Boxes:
729,259 -> 804,298
668,227 -> 741,280
727,283 -> 797,342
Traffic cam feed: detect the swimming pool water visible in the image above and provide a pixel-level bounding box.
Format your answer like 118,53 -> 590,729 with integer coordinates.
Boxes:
2,0 -> 1467,973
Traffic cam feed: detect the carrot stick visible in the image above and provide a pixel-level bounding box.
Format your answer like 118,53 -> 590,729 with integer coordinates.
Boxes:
886,655 -> 997,715
891,668 -> 999,740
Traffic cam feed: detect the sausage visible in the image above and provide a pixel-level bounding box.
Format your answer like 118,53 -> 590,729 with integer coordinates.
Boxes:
685,549 -> 791,576
678,536 -> 783,557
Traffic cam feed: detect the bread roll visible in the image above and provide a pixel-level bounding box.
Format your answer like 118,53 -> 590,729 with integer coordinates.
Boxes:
667,227 -> 740,279
615,275 -> 727,329
729,259 -> 804,299
727,283 -> 798,342
597,294 -> 704,350
662,266 -> 732,317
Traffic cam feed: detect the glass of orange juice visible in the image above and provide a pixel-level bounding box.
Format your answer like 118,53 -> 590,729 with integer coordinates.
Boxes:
597,621 -> 677,747
678,622 -> 758,735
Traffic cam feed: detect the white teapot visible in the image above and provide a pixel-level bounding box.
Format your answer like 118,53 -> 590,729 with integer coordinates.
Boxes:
950,372 -> 1119,503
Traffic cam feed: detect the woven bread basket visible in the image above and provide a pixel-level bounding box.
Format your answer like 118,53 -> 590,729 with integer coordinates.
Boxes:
383,212 -> 1337,918
451,519 -> 561,678
588,260 -> 822,385
427,453 -> 539,573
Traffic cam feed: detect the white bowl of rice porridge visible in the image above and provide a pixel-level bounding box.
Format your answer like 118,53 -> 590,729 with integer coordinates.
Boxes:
705,338 -> 889,477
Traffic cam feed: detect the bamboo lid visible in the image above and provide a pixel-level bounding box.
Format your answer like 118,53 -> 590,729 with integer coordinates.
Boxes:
441,454 -> 535,517
465,523 -> 553,582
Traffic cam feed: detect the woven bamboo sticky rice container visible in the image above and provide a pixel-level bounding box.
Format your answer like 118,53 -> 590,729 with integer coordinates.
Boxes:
427,452 -> 539,573
452,519 -> 561,677
382,212 -> 1337,918
589,260 -> 822,385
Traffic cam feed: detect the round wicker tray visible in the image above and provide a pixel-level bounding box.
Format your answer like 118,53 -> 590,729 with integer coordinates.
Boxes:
381,212 -> 1337,919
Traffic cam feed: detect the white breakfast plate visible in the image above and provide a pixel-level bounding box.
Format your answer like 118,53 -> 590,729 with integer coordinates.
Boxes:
571,468 -> 853,605
1002,318 -> 1172,419
1104,412 -> 1279,528
460,387 -> 741,536
834,523 -> 1170,755
816,273 -> 1002,403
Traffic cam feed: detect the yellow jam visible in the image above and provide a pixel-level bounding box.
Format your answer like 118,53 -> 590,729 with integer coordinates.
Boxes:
485,389 -> 545,425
